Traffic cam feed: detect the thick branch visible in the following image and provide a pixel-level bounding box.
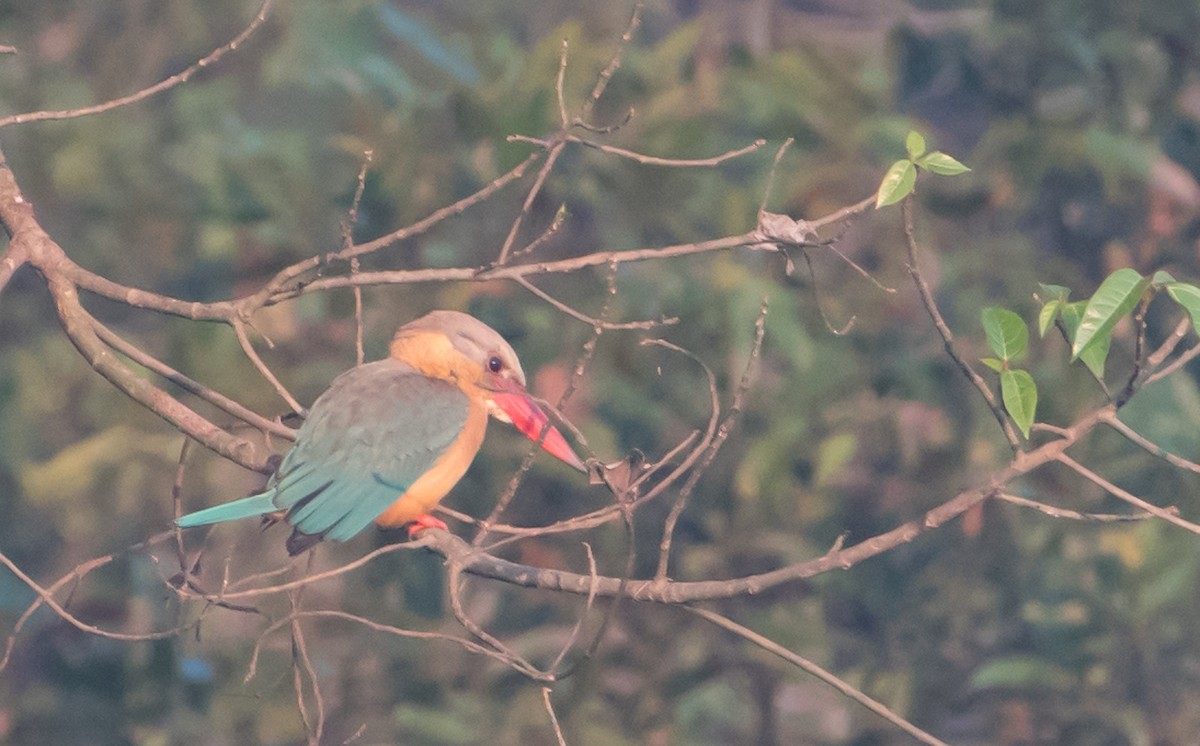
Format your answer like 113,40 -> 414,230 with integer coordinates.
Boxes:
409,405 -> 1116,603
0,148 -> 270,472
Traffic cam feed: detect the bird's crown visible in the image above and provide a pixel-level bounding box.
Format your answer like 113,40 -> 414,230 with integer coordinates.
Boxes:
389,310 -> 527,390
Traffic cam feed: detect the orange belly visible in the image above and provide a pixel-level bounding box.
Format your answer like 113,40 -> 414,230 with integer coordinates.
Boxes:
374,405 -> 488,527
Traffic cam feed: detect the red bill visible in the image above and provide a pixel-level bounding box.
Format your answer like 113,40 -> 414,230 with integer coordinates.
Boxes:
490,380 -> 586,472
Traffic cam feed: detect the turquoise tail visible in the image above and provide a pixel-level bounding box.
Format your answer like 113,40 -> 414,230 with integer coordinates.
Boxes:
176,493 -> 278,528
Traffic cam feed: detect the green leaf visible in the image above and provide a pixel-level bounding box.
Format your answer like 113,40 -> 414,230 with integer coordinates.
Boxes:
1038,299 -> 1062,338
875,159 -> 917,208
1061,301 -> 1110,378
981,306 -> 1028,361
916,151 -> 971,175
814,432 -> 857,488
1001,369 -> 1037,438
1166,282 -> 1200,336
1037,283 -> 1071,302
1071,268 -> 1148,361
905,130 -> 926,160
1035,284 -> 1071,337
971,655 -> 1074,692
1152,270 -> 1177,286
981,357 -> 1005,373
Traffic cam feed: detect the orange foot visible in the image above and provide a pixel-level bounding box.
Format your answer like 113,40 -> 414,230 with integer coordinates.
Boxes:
406,514 -> 448,539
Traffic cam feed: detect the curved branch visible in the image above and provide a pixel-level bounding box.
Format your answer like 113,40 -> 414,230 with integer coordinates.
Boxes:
0,149 -> 269,471
900,197 -> 1020,449
689,606 -> 950,746
419,405 -> 1119,603
0,0 -> 273,129
91,317 -> 295,440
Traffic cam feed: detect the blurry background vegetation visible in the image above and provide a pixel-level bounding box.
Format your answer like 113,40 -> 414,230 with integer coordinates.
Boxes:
3,0 -> 1200,744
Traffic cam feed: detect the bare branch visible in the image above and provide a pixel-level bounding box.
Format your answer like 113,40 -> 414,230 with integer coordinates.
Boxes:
333,149 -> 544,264
996,492 -> 1158,522
246,608 -> 525,678
655,301 -> 767,581
289,553 -> 325,745
688,606 -> 950,746
513,274 -> 676,330
542,687 -> 569,746
758,138 -> 794,216
565,134 -> 768,167
496,141 -> 566,265
1143,318 -> 1200,387
446,562 -> 546,679
505,203 -> 568,263
232,317 -> 306,416
341,149 -> 374,366
0,541 -> 196,656
0,0 -> 273,129
92,316 -> 295,440
1102,409 -> 1200,475
1056,453 -> 1200,535
578,5 -> 642,124
901,196 -> 1020,449
0,233 -> 29,294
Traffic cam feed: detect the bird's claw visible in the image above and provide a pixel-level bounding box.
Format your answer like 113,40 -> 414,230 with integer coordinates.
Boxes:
406,514 -> 448,539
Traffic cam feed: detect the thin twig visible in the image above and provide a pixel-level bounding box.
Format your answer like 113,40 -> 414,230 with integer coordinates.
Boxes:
182,538 -> 429,602
758,138 -> 794,216
900,196 -> 1020,449
555,39 -> 571,129
172,439 -> 194,573
92,317 -> 296,439
1144,316 -> 1191,372
446,562 -> 544,678
551,494 -> 638,682
1143,318 -> 1200,387
688,606 -> 950,746
578,5 -> 641,123
824,238 -> 897,292
800,249 -> 856,335
505,203 -> 568,263
0,0 -> 273,128
655,301 -> 767,581
342,149 -> 373,366
309,149 -> 544,267
513,275 -> 675,330
542,688 -> 569,746
232,317 -> 306,416
289,552 -> 324,745
566,135 -> 768,167
549,543 -> 602,675
245,608 -> 530,681
495,141 -> 565,265
0,545 -> 196,651
1116,294 -> 1152,407
1056,454 -> 1200,535
1101,410 -> 1200,475
996,492 -> 1156,522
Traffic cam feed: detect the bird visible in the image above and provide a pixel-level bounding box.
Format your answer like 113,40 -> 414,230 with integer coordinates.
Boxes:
176,310 -> 586,555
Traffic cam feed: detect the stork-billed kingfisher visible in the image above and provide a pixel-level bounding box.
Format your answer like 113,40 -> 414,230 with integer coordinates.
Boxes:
177,310 -> 586,554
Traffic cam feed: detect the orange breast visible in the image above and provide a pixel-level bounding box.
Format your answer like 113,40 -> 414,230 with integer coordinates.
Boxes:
373,401 -> 489,527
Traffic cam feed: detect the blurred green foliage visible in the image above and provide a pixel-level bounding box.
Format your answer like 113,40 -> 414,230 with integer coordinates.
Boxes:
3,0 -> 1200,744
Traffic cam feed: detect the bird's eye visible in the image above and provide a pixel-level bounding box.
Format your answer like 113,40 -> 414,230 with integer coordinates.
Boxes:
487,355 -> 503,373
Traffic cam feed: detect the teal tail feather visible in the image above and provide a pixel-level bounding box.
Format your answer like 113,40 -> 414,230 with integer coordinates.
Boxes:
176,493 -> 277,528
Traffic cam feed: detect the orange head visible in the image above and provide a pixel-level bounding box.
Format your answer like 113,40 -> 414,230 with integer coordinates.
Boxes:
388,310 -> 585,471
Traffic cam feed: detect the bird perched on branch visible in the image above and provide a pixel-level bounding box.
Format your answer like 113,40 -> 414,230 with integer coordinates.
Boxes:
177,310 -> 586,555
